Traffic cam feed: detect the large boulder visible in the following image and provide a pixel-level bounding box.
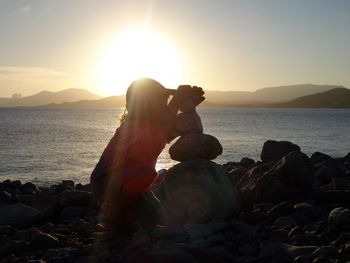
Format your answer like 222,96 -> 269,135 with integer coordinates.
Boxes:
237,151 -> 314,206
155,159 -> 240,226
169,134 -> 223,162
0,203 -> 41,227
175,112 -> 203,135
261,140 -> 301,163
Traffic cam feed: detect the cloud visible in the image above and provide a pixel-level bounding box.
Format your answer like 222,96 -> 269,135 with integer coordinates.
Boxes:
16,4 -> 31,13
0,66 -> 80,97
0,66 -> 67,77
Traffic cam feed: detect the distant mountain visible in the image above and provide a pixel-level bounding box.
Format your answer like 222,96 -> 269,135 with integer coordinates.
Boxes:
1,84 -> 347,109
254,84 -> 342,103
39,95 -> 126,109
0,88 -> 102,107
275,88 -> 350,108
0,98 -> 11,104
203,84 -> 341,104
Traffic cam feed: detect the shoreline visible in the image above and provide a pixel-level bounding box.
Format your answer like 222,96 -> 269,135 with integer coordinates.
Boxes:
0,142 -> 349,262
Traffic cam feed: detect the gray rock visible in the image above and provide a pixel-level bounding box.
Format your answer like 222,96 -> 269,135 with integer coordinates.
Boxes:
240,157 -> 255,167
261,140 -> 301,163
312,190 -> 350,204
21,182 -> 40,195
30,232 -> 59,250
312,245 -> 337,258
185,223 -> 213,240
152,250 -> 199,263
175,112 -> 203,135
328,207 -> 350,232
310,152 -> 333,165
62,180 -> 74,189
179,99 -> 196,113
157,159 -> 239,226
294,203 -> 319,220
0,225 -> 17,236
59,190 -> 93,208
238,151 -> 314,205
169,134 -> 223,161
60,206 -> 89,220
267,201 -> 294,219
259,242 -> 317,261
274,216 -> 297,227
0,203 -> 41,227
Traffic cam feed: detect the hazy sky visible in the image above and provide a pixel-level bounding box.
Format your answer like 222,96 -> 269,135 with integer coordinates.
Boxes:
1,0 -> 349,97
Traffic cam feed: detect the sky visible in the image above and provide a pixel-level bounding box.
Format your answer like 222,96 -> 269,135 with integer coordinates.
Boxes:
0,0 -> 350,97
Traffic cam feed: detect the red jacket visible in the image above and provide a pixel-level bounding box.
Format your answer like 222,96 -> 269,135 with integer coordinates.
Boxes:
91,120 -> 167,194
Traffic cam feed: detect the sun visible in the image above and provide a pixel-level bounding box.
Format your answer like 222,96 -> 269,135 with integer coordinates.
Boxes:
94,27 -> 183,96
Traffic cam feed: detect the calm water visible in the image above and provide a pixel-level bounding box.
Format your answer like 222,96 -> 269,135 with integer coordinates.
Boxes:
0,108 -> 349,185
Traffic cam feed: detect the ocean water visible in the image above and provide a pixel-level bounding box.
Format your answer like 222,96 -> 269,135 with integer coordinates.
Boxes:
0,108 -> 349,186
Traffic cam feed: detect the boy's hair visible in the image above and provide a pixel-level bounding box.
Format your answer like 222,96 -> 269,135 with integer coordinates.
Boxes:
123,78 -> 174,123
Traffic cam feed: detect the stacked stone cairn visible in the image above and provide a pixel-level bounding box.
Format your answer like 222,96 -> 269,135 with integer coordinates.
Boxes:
153,98 -> 240,228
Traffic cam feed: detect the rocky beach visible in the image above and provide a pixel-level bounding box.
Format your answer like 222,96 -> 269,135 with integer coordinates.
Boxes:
0,139 -> 350,263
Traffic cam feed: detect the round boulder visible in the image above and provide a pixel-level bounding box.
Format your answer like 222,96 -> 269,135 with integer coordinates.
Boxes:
156,159 -> 240,226
169,134 -> 223,161
261,140 -> 301,163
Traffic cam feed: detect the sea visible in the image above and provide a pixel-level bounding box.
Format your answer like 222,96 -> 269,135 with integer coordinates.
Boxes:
0,108 -> 349,186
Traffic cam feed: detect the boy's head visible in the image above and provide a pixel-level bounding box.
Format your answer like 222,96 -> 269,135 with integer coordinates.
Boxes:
125,78 -> 175,123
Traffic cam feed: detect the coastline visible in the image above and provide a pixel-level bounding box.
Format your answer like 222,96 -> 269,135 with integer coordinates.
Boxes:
0,142 -> 349,262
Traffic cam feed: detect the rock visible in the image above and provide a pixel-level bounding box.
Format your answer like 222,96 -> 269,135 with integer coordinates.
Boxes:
62,180 -> 75,189
0,225 -> 17,236
0,203 -> 41,227
153,225 -> 187,239
261,140 -> 301,163
240,157 -> 255,168
151,249 -> 199,263
288,226 -> 304,238
274,216 -> 297,227
59,190 -> 94,208
179,99 -> 196,113
0,190 -> 17,204
331,177 -> 350,190
328,207 -> 350,232
30,232 -> 59,250
294,203 -> 319,220
312,245 -> 337,258
208,219 -> 228,232
310,152 -> 333,165
169,134 -> 223,161
60,206 -> 89,220
315,161 -> 344,184
156,159 -> 239,226
237,151 -> 314,205
259,242 -> 317,261
267,201 -> 294,219
185,223 -> 213,240
175,112 -> 203,135
21,182 -> 40,195
312,190 -> 350,204
13,227 -> 41,241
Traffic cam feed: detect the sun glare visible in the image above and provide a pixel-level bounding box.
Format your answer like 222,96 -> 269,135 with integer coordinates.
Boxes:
95,27 -> 182,96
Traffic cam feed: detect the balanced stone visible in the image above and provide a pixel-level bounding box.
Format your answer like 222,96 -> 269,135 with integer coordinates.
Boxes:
169,133 -> 223,161
175,112 -> 203,135
156,159 -> 240,226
